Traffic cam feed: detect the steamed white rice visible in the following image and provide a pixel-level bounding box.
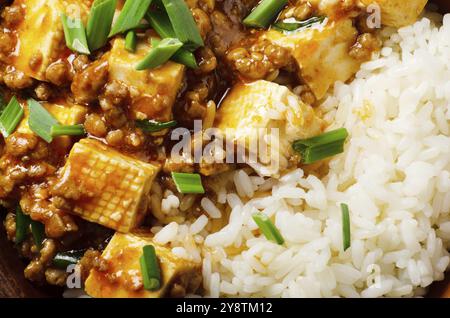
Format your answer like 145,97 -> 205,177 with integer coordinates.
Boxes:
152,13 -> 450,297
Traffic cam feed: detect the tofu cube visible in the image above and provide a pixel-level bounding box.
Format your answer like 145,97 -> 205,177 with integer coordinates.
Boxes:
262,19 -> 362,99
214,80 -> 324,176
85,232 -> 202,298
7,0 -> 90,81
360,0 -> 428,27
107,37 -> 185,122
58,139 -> 160,232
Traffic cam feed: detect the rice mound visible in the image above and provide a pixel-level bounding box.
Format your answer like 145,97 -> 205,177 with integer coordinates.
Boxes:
152,14 -> 450,298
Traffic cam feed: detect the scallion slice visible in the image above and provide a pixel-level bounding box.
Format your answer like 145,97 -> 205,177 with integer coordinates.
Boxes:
0,96 -> 23,138
139,245 -> 161,291
28,99 -> 59,143
61,14 -> 90,54
136,37 -> 183,70
341,203 -> 351,251
243,0 -> 288,29
53,250 -> 85,269
125,30 -> 137,52
273,16 -> 326,33
31,220 -> 45,250
15,206 -> 31,244
51,124 -> 85,137
293,128 -> 349,164
171,172 -> 205,194
109,0 -> 154,37
252,213 -> 285,245
161,0 -> 204,51
136,119 -> 177,133
86,0 -> 118,51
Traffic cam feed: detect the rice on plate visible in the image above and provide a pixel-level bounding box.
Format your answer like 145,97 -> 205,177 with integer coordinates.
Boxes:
150,12 -> 450,298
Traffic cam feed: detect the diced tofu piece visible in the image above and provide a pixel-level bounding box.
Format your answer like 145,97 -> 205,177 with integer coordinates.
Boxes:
262,19 -> 363,99
214,80 -> 324,176
85,232 -> 202,298
360,0 -> 427,27
58,139 -> 160,232
107,37 -> 185,121
7,0 -> 90,81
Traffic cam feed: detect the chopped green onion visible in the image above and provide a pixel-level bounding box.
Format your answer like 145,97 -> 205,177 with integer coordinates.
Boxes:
15,206 -> 31,244
136,37 -> 183,70
139,245 -> 161,291
273,16 -> 326,33
87,0 -> 118,51
171,172 -> 205,194
0,96 -> 23,138
61,14 -> 90,54
0,94 -> 6,116
252,213 -> 285,245
31,220 -> 45,250
51,124 -> 86,137
146,12 -> 198,68
161,0 -> 204,51
125,30 -> 137,52
28,99 -> 59,143
243,0 -> 288,29
53,250 -> 85,269
292,128 -> 349,164
109,0 -> 154,37
341,203 -> 351,251
136,119 -> 177,133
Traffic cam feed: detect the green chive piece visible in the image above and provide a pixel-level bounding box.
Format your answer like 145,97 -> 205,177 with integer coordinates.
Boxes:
139,245 -> 161,291
28,99 -> 59,143
136,119 -> 177,133
51,124 -> 86,137
293,128 -> 349,164
146,12 -> 198,68
252,213 -> 285,245
243,0 -> 288,29
53,250 -> 85,269
125,30 -> 137,52
31,220 -> 45,250
15,206 -> 31,244
61,14 -> 90,54
109,0 -> 154,37
341,203 -> 351,251
0,96 -> 24,138
0,93 -> 6,116
136,38 -> 183,70
273,16 -> 326,33
171,172 -> 205,194
161,0 -> 204,51
87,0 -> 118,51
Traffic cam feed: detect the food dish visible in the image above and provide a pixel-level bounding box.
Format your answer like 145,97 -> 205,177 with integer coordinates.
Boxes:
0,0 -> 448,298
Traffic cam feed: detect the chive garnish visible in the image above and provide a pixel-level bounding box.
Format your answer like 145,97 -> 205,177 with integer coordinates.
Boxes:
125,30 -> 137,52
28,99 -> 59,143
252,213 -> 285,245
273,16 -> 326,33
293,128 -> 349,164
341,203 -> 351,251
53,250 -> 85,269
87,0 -> 118,51
30,220 -> 45,250
139,245 -> 161,291
136,38 -> 183,70
171,172 -> 205,194
109,0 -> 154,37
243,0 -> 288,29
136,119 -> 177,133
160,0 -> 204,51
15,206 -> 31,244
0,96 -> 24,138
61,14 -> 90,54
51,124 -> 86,137
0,94 -> 6,116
